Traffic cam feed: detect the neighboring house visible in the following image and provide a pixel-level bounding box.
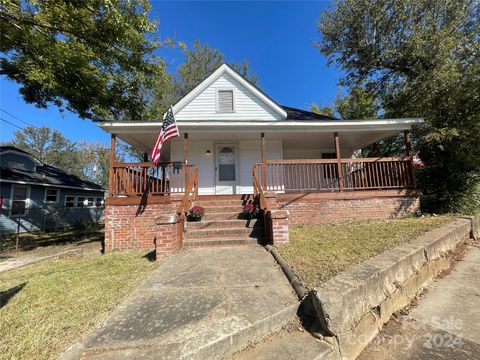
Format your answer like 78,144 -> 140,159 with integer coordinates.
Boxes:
98,64 -> 423,253
0,146 -> 106,235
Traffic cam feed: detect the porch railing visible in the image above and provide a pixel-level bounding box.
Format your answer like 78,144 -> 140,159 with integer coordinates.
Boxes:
254,157 -> 415,192
110,162 -> 195,197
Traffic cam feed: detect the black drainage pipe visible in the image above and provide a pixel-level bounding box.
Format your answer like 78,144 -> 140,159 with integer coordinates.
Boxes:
265,244 -> 308,300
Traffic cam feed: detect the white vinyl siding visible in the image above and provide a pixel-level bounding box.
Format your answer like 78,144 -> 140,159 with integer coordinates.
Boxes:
174,72 -> 283,121
238,140 -> 282,194
170,139 -> 282,195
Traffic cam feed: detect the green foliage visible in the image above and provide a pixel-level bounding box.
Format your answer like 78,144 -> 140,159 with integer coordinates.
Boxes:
318,0 -> 480,213
311,103 -> 335,117
335,84 -> 380,119
0,0 -> 168,121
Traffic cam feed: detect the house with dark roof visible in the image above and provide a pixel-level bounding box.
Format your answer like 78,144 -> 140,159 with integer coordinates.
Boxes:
96,63 -> 422,253
0,146 -> 106,235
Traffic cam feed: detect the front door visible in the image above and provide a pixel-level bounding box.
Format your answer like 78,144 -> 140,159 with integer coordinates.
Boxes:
215,144 -> 238,194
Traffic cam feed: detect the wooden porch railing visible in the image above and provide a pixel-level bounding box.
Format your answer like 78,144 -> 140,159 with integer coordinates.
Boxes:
110,162 -> 195,197
252,166 -> 268,210
177,167 -> 199,216
254,157 -> 415,192
176,167 -> 199,249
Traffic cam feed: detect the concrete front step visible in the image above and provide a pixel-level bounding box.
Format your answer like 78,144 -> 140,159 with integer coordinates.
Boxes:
186,219 -> 261,229
184,237 -> 263,248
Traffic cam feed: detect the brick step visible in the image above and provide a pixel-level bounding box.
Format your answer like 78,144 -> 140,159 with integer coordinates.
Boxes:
186,227 -> 264,239
186,219 -> 261,229
184,237 -> 263,248
196,195 -> 253,201
194,200 -> 252,207
196,205 -> 247,213
201,212 -> 244,220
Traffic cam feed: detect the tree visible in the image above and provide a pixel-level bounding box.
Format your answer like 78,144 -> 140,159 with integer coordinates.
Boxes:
311,103 -> 335,117
5,126 -> 83,176
167,41 -> 259,105
77,142 -> 112,188
317,0 -> 480,213
1,0 -> 167,121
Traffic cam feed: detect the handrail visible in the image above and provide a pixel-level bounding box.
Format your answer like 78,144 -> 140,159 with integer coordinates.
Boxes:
255,157 -> 415,192
110,162 -> 194,197
252,166 -> 268,211
177,167 -> 199,215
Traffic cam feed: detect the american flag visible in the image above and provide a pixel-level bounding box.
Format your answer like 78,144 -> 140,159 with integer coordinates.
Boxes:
150,106 -> 179,166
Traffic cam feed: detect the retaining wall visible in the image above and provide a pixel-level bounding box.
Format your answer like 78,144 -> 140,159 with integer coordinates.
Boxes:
308,217 -> 477,360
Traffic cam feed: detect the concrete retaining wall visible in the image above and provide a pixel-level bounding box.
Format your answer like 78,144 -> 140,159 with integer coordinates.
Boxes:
309,216 -> 477,360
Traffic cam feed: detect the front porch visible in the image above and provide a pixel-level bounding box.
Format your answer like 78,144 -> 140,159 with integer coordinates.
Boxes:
101,128 -> 420,254
106,129 -> 417,200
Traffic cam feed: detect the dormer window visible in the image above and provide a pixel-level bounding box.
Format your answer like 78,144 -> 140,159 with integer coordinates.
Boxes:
217,89 -> 235,113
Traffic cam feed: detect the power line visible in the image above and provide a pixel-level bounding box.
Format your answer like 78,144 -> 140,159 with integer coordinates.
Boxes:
0,108 -> 36,128
0,116 -> 26,131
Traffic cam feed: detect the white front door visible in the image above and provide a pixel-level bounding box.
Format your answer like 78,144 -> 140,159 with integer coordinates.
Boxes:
215,144 -> 238,194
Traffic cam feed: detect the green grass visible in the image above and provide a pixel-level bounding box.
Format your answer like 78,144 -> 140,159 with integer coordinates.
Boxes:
278,215 -> 454,288
0,251 -> 159,360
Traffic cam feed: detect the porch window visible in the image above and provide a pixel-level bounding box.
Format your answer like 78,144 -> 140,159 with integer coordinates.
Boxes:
11,185 -> 29,216
217,90 -> 235,113
218,147 -> 236,181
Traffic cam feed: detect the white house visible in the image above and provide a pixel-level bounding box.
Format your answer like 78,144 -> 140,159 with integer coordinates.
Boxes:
97,64 -> 422,253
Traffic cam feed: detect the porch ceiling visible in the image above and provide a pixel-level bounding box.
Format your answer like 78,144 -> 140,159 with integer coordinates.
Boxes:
99,118 -> 422,153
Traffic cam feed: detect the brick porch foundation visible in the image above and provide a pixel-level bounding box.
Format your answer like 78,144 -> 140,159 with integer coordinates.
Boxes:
104,197 -> 181,255
104,190 -> 420,252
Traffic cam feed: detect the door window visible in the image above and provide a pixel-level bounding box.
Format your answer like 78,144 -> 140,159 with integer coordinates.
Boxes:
218,147 -> 235,181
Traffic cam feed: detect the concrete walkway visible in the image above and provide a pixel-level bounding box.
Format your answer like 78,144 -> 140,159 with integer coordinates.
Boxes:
358,244 -> 480,359
78,246 -> 298,359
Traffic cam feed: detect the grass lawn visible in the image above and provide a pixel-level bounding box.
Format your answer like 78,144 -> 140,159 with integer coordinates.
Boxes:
278,215 -> 454,288
0,251 -> 159,360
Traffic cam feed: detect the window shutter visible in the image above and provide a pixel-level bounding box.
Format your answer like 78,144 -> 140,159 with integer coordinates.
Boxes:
218,90 -> 234,112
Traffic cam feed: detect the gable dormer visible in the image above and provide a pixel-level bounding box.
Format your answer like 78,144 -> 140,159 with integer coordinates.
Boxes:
173,64 -> 287,122
0,147 -> 42,172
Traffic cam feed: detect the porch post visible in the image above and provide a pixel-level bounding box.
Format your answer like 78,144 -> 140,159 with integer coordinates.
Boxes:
334,132 -> 344,191
108,134 -> 117,196
403,130 -> 416,186
184,133 -> 189,187
261,132 -> 267,189
142,152 -> 148,162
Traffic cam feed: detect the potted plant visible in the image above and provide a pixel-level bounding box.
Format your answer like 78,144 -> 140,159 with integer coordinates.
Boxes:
188,205 -> 205,222
242,202 -> 260,219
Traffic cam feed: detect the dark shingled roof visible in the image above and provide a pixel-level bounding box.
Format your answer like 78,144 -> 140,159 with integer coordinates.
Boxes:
0,146 -> 105,191
281,105 -> 339,121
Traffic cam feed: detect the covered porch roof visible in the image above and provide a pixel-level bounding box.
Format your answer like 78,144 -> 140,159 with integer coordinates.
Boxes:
98,118 -> 423,153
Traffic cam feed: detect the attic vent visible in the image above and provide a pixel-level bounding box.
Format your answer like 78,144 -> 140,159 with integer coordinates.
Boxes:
217,90 -> 234,113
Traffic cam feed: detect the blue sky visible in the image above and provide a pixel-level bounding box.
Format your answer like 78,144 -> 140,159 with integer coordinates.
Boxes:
0,1 -> 340,145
